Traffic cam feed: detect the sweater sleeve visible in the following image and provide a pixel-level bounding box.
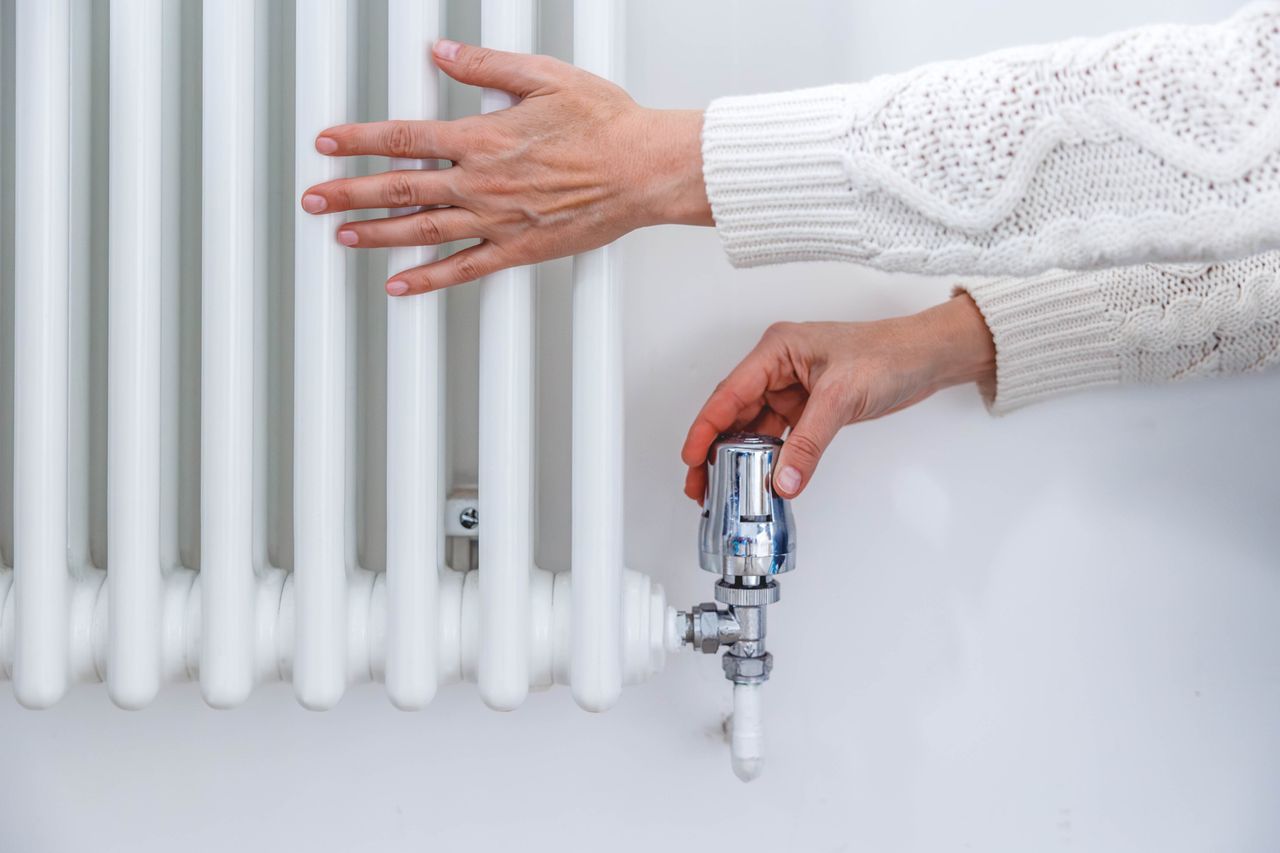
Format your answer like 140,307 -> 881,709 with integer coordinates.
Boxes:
953,251 -> 1280,413
700,3 -> 1280,277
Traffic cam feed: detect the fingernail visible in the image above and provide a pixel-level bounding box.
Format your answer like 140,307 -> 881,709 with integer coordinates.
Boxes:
776,466 -> 801,495
434,39 -> 461,61
386,280 -> 410,296
301,193 -> 327,214
315,136 -> 338,154
337,229 -> 358,247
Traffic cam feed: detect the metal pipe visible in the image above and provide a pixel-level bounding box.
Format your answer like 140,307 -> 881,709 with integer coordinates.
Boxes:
0,566 -> 672,697
569,0 -> 625,713
67,0 -> 92,575
201,0 -> 257,709
477,0 -> 536,712
159,0 -> 182,573
293,0 -> 349,710
384,0 -> 444,710
0,0 -> 14,576
342,0 -> 363,578
12,0 -> 70,708
251,0 -> 271,573
107,0 -> 164,710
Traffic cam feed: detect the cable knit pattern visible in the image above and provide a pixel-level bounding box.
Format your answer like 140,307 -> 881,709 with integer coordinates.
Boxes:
701,3 -> 1280,275
956,252 -> 1280,412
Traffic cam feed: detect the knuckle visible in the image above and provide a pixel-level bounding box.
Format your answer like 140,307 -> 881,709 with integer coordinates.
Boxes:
383,122 -> 418,158
528,55 -> 561,80
453,254 -> 484,282
385,174 -> 416,208
463,48 -> 492,79
784,431 -> 823,464
711,381 -> 753,416
763,321 -> 795,340
414,215 -> 444,245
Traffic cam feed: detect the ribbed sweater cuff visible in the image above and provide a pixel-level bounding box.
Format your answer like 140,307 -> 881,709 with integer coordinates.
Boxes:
956,271 -> 1123,414
701,84 -> 861,267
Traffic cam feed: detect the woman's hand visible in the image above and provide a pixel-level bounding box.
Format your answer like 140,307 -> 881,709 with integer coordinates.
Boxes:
681,294 -> 997,501
301,39 -> 711,296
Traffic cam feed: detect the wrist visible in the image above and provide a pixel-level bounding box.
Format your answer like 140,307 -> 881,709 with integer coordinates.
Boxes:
921,293 -> 996,390
630,108 -> 713,228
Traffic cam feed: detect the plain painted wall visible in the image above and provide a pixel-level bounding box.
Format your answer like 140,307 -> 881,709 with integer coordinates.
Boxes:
3,1 -> 1279,851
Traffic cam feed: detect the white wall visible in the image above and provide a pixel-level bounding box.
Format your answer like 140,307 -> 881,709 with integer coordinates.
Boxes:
3,1 -> 1279,851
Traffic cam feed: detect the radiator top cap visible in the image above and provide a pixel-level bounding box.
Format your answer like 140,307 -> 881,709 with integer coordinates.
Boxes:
698,433 -> 796,577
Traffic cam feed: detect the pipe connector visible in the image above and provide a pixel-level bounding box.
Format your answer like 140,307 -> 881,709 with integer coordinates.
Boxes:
677,602 -> 740,654
722,650 -> 772,685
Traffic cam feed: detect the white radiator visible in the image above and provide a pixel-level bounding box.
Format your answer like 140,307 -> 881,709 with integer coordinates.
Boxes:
0,0 -> 674,713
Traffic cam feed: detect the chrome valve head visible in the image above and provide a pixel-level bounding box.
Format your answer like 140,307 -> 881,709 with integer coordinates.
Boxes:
698,433 -> 796,579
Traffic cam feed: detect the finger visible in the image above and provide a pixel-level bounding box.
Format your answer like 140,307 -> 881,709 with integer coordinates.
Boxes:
774,383 -> 848,499
432,39 -> 564,98
687,402 -> 788,504
680,345 -> 785,469
681,387 -> 764,471
337,207 -> 482,249
386,242 -> 505,296
302,170 -> 456,215
684,466 -> 707,504
763,385 -> 808,427
315,119 -> 467,160
744,407 -> 789,439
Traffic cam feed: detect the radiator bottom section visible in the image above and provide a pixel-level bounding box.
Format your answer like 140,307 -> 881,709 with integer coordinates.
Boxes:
0,565 -> 675,707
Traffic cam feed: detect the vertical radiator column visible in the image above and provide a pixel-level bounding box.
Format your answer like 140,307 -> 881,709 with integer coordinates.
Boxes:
107,0 -> 164,710
570,0 -> 625,712
478,0 -> 536,711
201,0 -> 257,708
67,0 -> 93,575
294,0 -> 349,710
12,0 -> 70,708
158,0 -> 182,575
384,0 -> 444,710
251,0 -> 271,573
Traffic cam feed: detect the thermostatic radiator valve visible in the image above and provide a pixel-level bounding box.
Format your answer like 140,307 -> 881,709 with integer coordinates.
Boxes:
677,433 -> 796,782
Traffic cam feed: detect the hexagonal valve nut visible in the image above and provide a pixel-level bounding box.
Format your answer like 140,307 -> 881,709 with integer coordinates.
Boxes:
679,602 -> 743,654
722,651 -> 773,685
692,602 -> 725,654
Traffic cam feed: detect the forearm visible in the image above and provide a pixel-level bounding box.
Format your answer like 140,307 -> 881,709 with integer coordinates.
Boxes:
698,4 -> 1280,276
957,251 -> 1280,413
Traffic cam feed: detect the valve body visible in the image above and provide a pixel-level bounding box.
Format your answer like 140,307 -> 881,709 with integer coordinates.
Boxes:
678,433 -> 797,781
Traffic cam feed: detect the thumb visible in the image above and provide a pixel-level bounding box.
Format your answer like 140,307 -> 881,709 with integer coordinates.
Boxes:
432,39 -> 560,98
774,387 -> 847,499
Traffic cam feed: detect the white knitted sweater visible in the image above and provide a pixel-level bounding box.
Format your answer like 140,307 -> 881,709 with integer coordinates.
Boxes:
700,3 -> 1280,412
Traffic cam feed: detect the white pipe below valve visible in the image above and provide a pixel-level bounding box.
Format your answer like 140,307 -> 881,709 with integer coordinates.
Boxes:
731,683 -> 765,782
